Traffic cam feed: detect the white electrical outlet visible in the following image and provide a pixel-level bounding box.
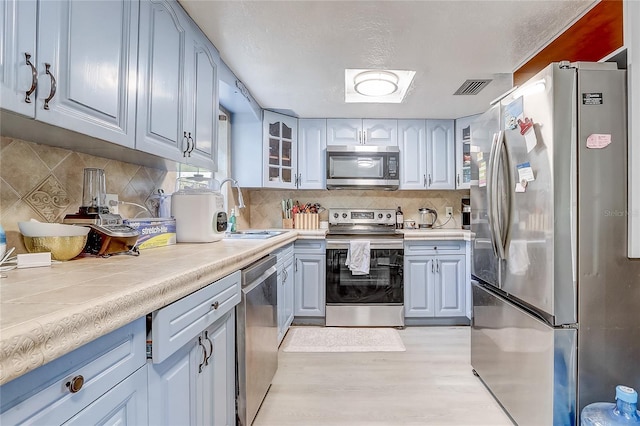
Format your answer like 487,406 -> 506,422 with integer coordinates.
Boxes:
105,194 -> 119,214
445,207 -> 453,217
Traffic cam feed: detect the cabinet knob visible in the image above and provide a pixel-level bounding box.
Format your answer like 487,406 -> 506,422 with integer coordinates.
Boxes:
211,301 -> 220,310
66,375 -> 85,393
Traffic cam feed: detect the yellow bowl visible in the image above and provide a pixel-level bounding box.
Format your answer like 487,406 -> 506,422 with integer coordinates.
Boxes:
23,235 -> 88,261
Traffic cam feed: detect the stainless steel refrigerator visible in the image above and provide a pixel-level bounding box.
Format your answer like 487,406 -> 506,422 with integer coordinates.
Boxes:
470,62 -> 640,426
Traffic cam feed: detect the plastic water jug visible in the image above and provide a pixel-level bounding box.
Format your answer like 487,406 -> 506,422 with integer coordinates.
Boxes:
581,385 -> 640,425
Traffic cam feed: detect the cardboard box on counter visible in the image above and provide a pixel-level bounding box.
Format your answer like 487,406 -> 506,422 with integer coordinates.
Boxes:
123,218 -> 176,250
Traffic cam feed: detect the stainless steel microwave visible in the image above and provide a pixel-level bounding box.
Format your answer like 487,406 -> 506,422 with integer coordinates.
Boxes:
326,145 -> 400,190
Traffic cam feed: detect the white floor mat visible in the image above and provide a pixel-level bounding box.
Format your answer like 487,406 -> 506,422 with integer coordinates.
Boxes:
281,326 -> 406,352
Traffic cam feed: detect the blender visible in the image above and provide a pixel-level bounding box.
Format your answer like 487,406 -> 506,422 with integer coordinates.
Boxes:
63,168 -> 139,256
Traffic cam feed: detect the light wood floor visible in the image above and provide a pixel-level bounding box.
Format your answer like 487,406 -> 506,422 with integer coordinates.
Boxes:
253,326 -> 514,426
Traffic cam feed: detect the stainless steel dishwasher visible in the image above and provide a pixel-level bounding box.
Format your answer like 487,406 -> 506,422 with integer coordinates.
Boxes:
236,255 -> 278,426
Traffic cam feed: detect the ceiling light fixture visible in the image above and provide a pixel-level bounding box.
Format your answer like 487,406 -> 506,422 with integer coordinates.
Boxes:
345,69 -> 415,103
354,71 -> 399,97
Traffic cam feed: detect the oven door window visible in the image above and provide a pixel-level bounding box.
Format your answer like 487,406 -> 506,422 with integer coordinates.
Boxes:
326,249 -> 403,304
328,155 -> 385,179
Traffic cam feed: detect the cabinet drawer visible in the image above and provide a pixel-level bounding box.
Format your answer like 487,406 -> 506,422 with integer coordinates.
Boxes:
0,318 -> 145,425
274,243 -> 294,267
294,239 -> 326,254
151,271 -> 241,364
404,240 -> 466,255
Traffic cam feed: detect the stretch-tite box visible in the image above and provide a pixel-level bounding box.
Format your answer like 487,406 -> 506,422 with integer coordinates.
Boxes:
123,218 -> 176,250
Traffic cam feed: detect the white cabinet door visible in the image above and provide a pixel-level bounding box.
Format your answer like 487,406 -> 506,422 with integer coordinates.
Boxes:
147,338 -> 199,426
426,119 -> 455,189
37,0 -> 138,148
199,313 -> 235,426
184,30 -> 219,170
363,119 -> 397,146
65,367 -> 148,426
455,114 -> 479,189
297,118 -> 326,189
283,256 -> 295,329
404,257 -> 436,317
326,118 -> 361,145
398,119 -> 427,189
0,0 -> 37,117
327,119 -> 397,146
434,255 -> 466,317
263,111 -> 298,188
294,254 -> 326,317
137,0 -> 188,160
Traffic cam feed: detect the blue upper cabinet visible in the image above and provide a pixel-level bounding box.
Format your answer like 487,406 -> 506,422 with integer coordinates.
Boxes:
1,0 -> 139,148
327,119 -> 397,146
137,0 -> 218,170
263,111 -> 298,188
426,119 -> 455,189
0,0 -> 37,117
398,119 -> 427,189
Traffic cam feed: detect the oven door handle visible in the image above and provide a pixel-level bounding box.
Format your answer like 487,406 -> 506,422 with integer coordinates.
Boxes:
326,239 -> 404,250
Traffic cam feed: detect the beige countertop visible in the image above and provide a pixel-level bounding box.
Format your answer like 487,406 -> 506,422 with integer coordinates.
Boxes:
0,231 -> 298,385
0,227 -> 471,385
400,229 -> 474,241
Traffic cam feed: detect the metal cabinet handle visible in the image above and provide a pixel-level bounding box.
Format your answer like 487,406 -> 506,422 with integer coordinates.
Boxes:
423,174 -> 427,188
211,301 -> 219,310
204,331 -> 213,366
198,336 -> 207,373
431,261 -> 434,274
182,131 -> 188,156
436,260 -> 440,273
363,130 -> 367,144
428,174 -> 432,187
25,53 -> 37,103
457,174 -> 460,186
187,132 -> 194,156
43,63 -> 57,110
66,375 -> 84,393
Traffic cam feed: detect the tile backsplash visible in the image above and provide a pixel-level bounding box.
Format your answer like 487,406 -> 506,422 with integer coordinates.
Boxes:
237,188 -> 470,230
0,136 -> 177,252
1,135 -> 470,251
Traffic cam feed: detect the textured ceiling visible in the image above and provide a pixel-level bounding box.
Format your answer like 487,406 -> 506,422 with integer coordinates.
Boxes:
179,0 -> 596,119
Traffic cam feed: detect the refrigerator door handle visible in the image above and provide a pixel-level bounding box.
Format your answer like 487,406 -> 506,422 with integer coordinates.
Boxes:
499,132 -> 514,260
487,131 -> 502,258
494,131 -> 510,260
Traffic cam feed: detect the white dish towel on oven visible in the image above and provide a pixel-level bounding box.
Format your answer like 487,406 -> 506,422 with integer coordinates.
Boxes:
345,240 -> 370,275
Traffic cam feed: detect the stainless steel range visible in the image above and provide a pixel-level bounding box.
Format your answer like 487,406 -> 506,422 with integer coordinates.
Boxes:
326,208 -> 404,327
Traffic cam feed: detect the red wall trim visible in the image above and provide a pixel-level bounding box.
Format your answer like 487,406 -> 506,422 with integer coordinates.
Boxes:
513,0 -> 623,86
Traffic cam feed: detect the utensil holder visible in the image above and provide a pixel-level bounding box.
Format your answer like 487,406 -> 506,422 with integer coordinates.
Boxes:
282,218 -> 294,229
294,213 -> 319,230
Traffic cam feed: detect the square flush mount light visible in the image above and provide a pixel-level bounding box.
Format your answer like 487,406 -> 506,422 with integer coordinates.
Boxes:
345,69 -> 416,103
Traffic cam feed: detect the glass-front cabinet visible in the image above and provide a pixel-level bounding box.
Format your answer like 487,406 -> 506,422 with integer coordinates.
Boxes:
455,114 -> 479,189
263,111 -> 298,189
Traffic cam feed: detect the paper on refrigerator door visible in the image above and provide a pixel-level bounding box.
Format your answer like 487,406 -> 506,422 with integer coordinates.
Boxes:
586,134 -> 612,149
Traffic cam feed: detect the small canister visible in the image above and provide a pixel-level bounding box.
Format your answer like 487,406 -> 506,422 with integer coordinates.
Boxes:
404,219 -> 416,229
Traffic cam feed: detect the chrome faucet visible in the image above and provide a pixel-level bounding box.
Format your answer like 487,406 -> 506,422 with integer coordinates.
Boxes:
220,178 -> 245,209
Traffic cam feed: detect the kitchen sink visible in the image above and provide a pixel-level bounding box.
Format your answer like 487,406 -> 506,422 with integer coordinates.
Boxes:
224,230 -> 286,240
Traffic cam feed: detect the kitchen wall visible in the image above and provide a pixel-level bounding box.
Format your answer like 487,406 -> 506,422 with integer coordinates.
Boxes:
0,136 -> 177,252
238,188 -> 470,230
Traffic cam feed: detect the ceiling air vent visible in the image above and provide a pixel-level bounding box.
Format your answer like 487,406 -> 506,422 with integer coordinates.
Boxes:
453,79 -> 492,95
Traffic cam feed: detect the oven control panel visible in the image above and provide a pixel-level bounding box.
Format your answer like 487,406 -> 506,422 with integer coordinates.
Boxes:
328,208 -> 396,226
